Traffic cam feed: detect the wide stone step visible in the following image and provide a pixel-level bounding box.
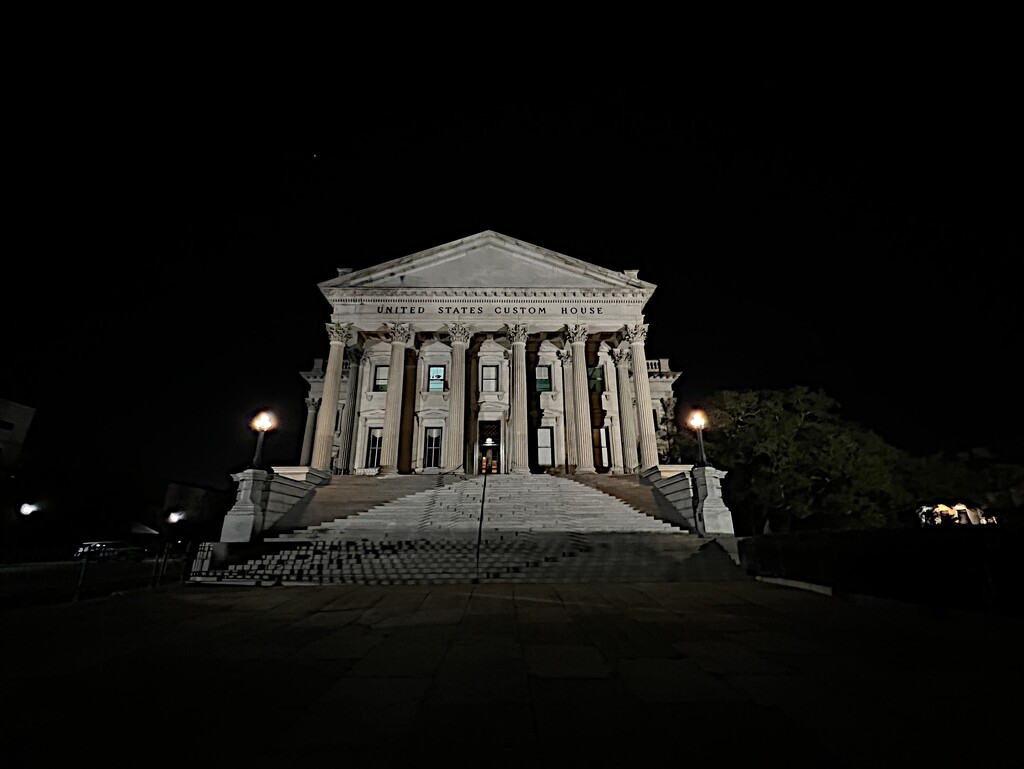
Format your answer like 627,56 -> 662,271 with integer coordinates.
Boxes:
191,474 -> 748,585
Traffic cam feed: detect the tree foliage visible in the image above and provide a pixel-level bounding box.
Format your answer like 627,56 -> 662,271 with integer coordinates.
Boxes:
671,387 -> 915,534
670,386 -> 1024,534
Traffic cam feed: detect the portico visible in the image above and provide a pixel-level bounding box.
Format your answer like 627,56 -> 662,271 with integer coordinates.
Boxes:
299,231 -> 679,480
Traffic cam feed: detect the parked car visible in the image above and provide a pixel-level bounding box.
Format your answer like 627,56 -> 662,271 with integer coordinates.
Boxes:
73,541 -> 147,562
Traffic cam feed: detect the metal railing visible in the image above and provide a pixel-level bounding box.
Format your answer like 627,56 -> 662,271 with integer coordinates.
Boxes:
0,542 -> 199,611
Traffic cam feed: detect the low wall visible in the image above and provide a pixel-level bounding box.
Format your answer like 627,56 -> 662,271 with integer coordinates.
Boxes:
737,527 -> 1024,618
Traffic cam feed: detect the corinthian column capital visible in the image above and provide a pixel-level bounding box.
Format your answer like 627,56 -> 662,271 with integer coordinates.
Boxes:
623,324 -> 648,345
557,348 -> 572,363
611,348 -> 631,366
446,321 -> 472,344
326,322 -> 355,344
384,321 -> 413,345
565,324 -> 588,345
507,323 -> 529,344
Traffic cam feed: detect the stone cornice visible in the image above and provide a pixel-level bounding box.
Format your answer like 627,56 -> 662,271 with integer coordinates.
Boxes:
324,288 -> 649,300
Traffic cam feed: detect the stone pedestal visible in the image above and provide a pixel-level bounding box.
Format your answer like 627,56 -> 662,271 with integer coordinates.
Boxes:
692,465 -> 735,535
220,469 -> 272,542
305,466 -> 332,486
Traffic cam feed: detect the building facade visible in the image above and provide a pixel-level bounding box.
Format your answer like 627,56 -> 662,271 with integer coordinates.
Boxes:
296,232 -> 680,481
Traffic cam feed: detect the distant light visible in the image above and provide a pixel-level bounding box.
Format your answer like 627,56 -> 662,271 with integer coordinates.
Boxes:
483,437 -> 496,447
251,411 -> 276,432
167,511 -> 186,523
20,503 -> 40,516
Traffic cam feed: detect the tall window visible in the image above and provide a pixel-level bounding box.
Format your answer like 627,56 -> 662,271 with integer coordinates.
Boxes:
366,427 -> 383,468
423,427 -> 442,468
537,427 -> 554,466
428,365 -> 446,392
373,365 -> 389,392
481,365 -> 498,392
535,365 -> 552,392
587,366 -> 604,393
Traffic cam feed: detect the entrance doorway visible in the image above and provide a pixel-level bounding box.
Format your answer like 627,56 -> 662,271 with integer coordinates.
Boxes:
479,420 -> 500,474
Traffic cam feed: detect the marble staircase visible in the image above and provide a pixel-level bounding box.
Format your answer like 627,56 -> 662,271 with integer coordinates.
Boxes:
191,474 -> 747,585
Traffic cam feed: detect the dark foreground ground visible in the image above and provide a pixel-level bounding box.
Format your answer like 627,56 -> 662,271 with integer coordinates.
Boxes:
2,579 -> 1021,768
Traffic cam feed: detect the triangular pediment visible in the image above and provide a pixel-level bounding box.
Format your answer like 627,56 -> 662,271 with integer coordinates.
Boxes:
319,231 -> 655,294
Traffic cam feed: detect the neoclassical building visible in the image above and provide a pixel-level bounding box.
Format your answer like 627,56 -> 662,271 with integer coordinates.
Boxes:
294,231 -> 680,482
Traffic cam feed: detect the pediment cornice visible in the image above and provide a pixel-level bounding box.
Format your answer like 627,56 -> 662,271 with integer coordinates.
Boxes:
319,231 -> 657,300
327,287 -> 648,299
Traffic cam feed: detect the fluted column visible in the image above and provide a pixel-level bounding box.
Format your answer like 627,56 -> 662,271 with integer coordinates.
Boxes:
566,324 -> 595,473
311,323 -> 353,473
612,348 -> 639,473
557,348 -> 577,471
379,322 -> 412,476
508,323 -> 530,474
299,398 -> 318,466
444,322 -> 471,472
625,324 -> 658,471
336,347 -> 362,473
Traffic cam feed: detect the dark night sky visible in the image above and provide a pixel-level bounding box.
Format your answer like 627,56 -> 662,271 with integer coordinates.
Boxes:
5,66 -> 1020,491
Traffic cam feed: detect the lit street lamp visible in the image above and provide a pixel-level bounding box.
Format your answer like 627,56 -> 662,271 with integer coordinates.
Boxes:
249,410 -> 276,469
688,408 -> 709,467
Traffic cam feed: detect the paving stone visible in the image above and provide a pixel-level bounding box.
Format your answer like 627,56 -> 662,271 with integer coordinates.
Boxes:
524,643 -> 613,678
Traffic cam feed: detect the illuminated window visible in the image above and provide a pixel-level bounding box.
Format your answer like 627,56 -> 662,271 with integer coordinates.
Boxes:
374,365 -> 389,392
536,365 -> 552,392
428,365 -> 446,392
587,366 -> 604,393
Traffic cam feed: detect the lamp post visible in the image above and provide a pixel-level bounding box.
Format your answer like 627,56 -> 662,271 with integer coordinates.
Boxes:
249,410 -> 276,469
688,408 -> 709,467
